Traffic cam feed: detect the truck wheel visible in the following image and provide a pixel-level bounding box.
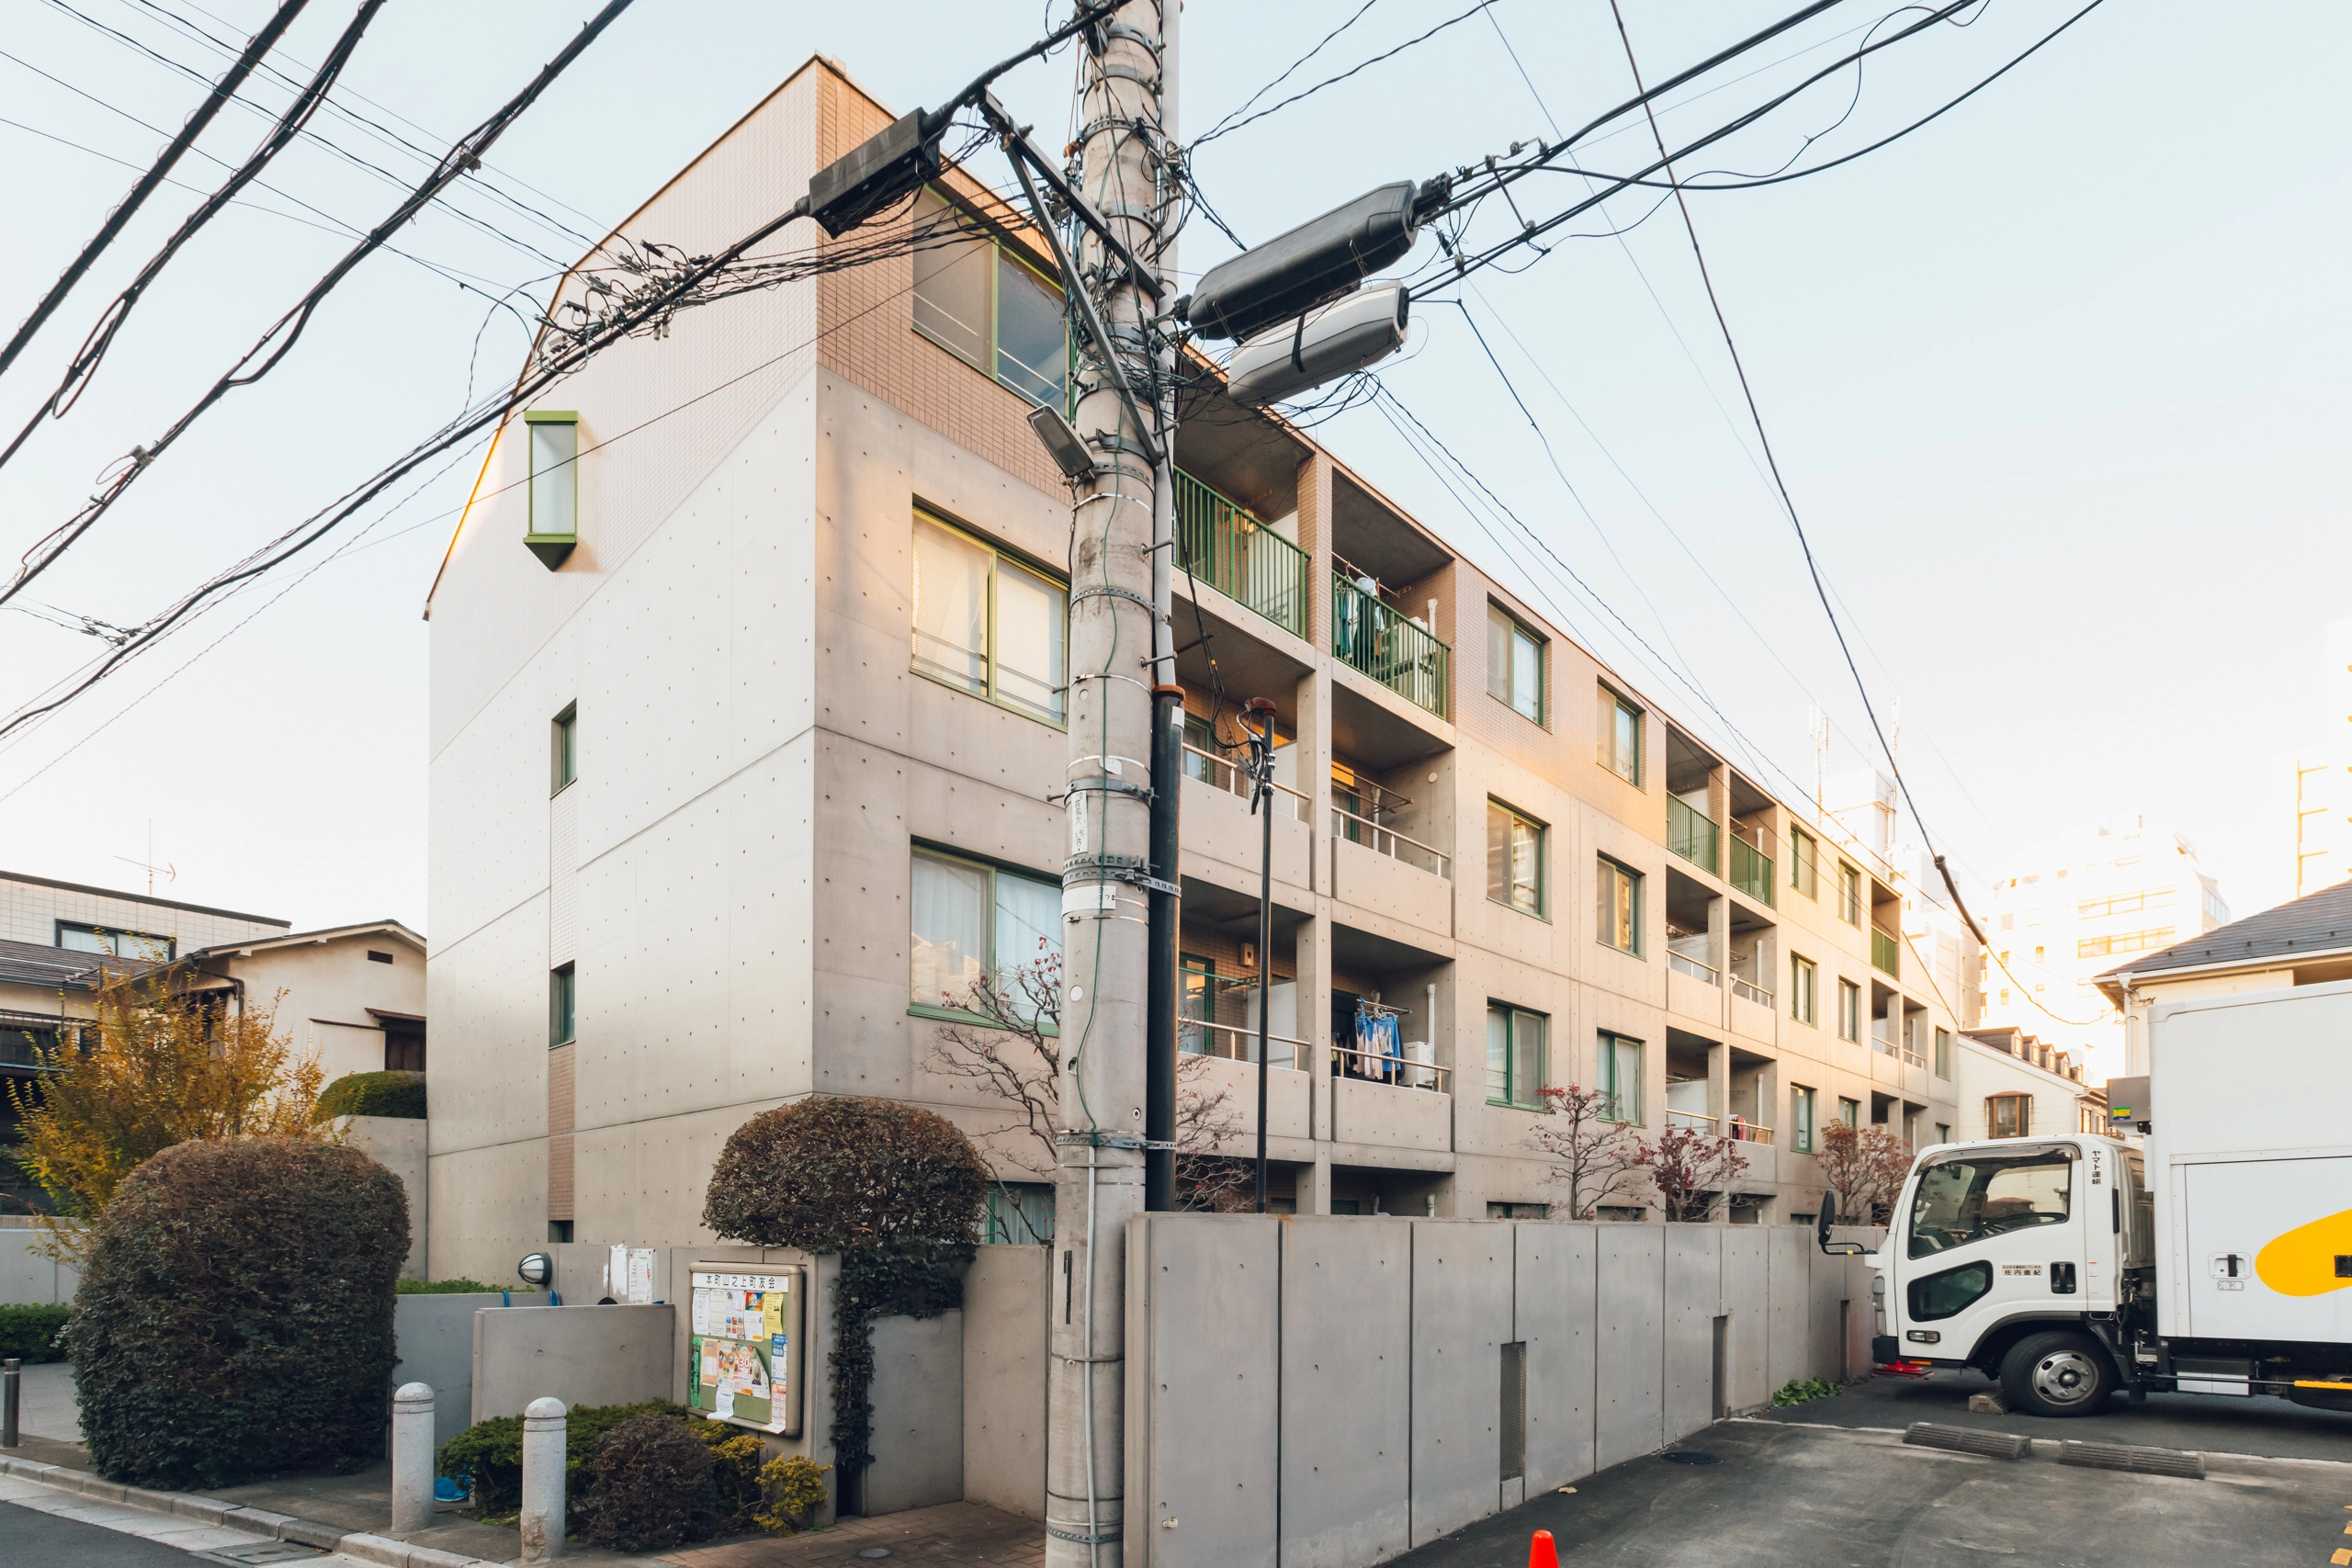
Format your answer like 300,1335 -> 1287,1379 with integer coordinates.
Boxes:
1999,1331 -> 2116,1417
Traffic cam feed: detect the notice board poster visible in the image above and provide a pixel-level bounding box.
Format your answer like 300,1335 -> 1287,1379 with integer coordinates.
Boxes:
688,1267 -> 803,1435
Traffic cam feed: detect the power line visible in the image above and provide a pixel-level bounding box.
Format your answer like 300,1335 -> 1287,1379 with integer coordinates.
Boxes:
1191,0 -> 1499,149
1191,0 -> 1386,147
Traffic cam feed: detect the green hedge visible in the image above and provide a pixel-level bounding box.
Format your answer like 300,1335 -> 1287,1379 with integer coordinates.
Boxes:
395,1277 -> 499,1295
72,1137 -> 409,1487
313,1070 -> 426,1122
0,1303 -> 71,1362
439,1399 -> 684,1517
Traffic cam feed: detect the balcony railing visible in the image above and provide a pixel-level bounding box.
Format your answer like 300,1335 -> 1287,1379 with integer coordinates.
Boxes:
1331,803 -> 1451,879
1331,1040 -> 1451,1092
1183,743 -> 1308,822
1668,795 -> 1719,874
1729,835 -> 1775,907
1332,573 -> 1449,717
1667,950 -> 1718,986
1871,926 -> 1901,977
1664,1109 -> 1776,1145
1174,469 -> 1310,639
1181,970 -> 1309,1070
1730,975 -> 1774,1009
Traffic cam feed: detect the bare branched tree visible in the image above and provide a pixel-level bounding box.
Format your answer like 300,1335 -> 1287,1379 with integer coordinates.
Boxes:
1526,1084 -> 1646,1219
1634,1124 -> 1751,1223
1815,1122 -> 1915,1225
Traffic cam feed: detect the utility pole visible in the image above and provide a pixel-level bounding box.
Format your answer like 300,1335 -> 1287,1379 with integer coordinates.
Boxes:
1049,6 -> 1173,1568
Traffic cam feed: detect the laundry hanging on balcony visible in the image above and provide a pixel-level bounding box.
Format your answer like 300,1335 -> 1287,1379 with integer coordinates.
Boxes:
1352,1003 -> 1403,1082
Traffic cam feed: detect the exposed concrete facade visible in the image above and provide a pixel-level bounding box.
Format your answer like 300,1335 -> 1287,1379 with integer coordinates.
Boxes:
423,57 -> 1965,1286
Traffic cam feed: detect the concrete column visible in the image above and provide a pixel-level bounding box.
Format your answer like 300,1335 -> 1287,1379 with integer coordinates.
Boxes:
519,1396 -> 567,1562
390,1382 -> 435,1535
1301,913 -> 1335,1213
1706,1042 -> 1730,1133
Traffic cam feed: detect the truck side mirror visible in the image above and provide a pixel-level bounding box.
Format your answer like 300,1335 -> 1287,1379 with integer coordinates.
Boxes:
1817,1192 -> 1866,1257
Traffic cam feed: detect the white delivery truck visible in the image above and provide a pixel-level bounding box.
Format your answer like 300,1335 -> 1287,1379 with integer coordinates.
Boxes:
1817,977 -> 2352,1417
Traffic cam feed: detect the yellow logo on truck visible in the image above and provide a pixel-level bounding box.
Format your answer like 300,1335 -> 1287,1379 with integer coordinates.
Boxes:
2256,1208 -> 2352,1296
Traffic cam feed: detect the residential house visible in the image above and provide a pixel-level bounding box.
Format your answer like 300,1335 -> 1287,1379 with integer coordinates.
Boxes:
1952,1025 -> 2106,1145
2095,879 -> 2352,1076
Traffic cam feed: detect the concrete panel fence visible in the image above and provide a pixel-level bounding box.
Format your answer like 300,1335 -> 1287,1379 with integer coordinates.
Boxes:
1125,1215 -> 1876,1568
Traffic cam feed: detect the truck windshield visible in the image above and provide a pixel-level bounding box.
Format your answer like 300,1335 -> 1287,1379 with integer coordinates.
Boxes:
1908,1151 -> 2073,1258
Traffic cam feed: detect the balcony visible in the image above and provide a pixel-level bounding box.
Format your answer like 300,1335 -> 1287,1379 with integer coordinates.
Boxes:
1871,927 -> 1901,977
1729,835 -> 1775,907
1175,468 -> 1310,640
1668,795 -> 1720,874
1184,742 -> 1307,822
1332,572 -> 1449,717
1665,1109 -> 1776,1145
1181,966 -> 1309,1070
1668,951 -> 1718,987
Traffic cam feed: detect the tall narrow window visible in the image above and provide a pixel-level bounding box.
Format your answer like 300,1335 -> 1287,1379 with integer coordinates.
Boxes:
910,847 -> 1063,1015
551,704 -> 577,795
1599,1032 -> 1644,1124
1790,1086 -> 1816,1153
1596,855 -> 1641,953
1838,863 -> 1862,926
1790,954 -> 1817,1025
1838,979 -> 1860,1043
911,188 -> 1069,409
1598,684 -> 1642,784
1838,1096 -> 1860,1128
910,513 -> 1068,725
1487,801 -> 1546,916
548,963 -> 575,1047
1486,604 -> 1544,724
1933,1026 -> 1952,1079
1790,828 -> 1817,898
1485,1004 -> 1547,1108
524,411 -> 579,568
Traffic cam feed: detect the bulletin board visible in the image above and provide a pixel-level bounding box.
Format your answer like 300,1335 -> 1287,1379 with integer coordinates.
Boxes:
687,1266 -> 805,1435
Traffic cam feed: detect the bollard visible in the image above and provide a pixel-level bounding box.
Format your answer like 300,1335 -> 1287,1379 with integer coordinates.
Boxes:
519,1396 -> 568,1562
390,1382 -> 435,1534
3,1357 -> 19,1449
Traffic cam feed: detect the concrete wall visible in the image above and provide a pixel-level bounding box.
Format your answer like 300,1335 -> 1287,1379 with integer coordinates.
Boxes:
1126,1214 -> 1872,1568
393,1292 -> 546,1449
471,1303 -> 673,1423
963,1246 -> 1048,1519
865,1310 -> 964,1516
348,1116 -> 428,1280
0,1219 -> 78,1304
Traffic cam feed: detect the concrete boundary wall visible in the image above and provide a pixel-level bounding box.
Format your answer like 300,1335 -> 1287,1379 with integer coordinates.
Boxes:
1125,1216 -> 1875,1568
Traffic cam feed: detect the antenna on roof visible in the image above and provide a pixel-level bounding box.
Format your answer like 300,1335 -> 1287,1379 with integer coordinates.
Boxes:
114,818 -> 175,898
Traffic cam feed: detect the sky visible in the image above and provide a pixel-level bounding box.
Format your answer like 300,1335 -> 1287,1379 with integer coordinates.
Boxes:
0,0 -> 2342,939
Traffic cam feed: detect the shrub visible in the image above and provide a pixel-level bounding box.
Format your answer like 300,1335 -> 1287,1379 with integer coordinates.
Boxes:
698,1423 -> 769,1531
438,1399 -> 683,1517
395,1277 -> 499,1294
313,1070 -> 426,1122
581,1412 -> 718,1552
71,1137 -> 407,1486
0,1302 -> 72,1362
1771,1376 -> 1840,1406
754,1454 -> 831,1535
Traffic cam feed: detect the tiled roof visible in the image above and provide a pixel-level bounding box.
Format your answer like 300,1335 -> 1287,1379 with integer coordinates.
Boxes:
2097,880 -> 2352,981
0,935 -> 157,991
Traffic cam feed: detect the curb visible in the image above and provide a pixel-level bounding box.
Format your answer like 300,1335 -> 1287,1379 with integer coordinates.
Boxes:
0,1453 -> 491,1566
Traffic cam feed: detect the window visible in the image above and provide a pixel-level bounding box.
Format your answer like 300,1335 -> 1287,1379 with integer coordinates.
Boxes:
1790,1086 -> 1816,1154
2076,927 -> 2175,959
551,704 -> 577,794
1908,1149 -> 2071,1258
1595,855 -> 1641,953
1486,604 -> 1544,724
2203,887 -> 2230,924
1936,1122 -> 1951,1144
1599,1032 -> 1644,1124
1789,955 -> 1817,1025
548,963 -> 575,1047
1790,828 -> 1817,898
1933,1026 -> 1951,1079
1906,1261 -> 1994,1321
1597,685 -> 1642,784
911,188 -> 1069,407
1837,978 -> 1861,1043
1486,1004 -> 1547,1109
1838,1096 -> 1860,1128
368,950 -> 394,964
2079,887 -> 2175,919
1838,863 -> 1862,925
1487,801 -> 1546,916
986,1183 -> 1055,1244
2032,945 -> 2045,964
911,513 -> 1068,725
524,411 -> 578,568
1986,1093 -> 2032,1139
910,847 -> 1063,1014
57,923 -> 175,960
1487,1201 -> 1549,1220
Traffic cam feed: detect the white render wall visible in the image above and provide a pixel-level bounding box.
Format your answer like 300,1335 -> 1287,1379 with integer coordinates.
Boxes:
224,932 -> 426,1082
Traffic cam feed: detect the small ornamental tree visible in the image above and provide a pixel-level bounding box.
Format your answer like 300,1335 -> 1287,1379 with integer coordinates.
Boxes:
1526,1085 -> 1645,1219
1635,1124 -> 1750,1223
71,1136 -> 407,1486
703,1098 -> 988,1496
1816,1122 -> 1914,1225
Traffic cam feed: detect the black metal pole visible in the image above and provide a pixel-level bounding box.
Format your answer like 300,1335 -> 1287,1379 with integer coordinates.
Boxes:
1145,686 -> 1182,1212
1247,697 -> 1276,1213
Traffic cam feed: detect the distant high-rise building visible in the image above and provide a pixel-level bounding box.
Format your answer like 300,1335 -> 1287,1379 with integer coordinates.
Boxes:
2287,618 -> 2352,899
1977,817 -> 2227,1081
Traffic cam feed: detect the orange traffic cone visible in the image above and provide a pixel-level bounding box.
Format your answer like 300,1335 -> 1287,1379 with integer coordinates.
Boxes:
1529,1529 -> 1560,1568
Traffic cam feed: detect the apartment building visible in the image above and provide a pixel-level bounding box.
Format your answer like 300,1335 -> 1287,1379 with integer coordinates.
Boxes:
2284,616 -> 2352,900
2094,879 -> 2352,1076
1976,816 -> 2227,1079
420,56 -> 1965,1284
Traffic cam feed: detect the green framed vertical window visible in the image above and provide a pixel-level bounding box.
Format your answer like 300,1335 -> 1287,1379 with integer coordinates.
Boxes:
1790,954 -> 1817,1024
549,963 -> 575,1047
524,410 -> 578,569
550,704 -> 577,795
1486,1003 -> 1547,1109
1790,1086 -> 1816,1153
1599,1032 -> 1644,1124
1838,977 -> 1861,1043
1838,1096 -> 1860,1128
910,512 -> 1068,726
1838,862 -> 1862,926
1487,603 -> 1544,724
1596,854 -> 1641,953
1487,800 -> 1546,917
1933,1026 -> 1952,1079
986,1183 -> 1055,1244
1597,684 -> 1642,784
910,846 -> 1062,1016
1790,828 -> 1817,898
911,187 -> 1069,409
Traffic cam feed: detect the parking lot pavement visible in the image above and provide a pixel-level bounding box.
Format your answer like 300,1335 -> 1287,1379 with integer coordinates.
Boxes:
1389,1418 -> 2352,1568
1754,1365 -> 2352,1461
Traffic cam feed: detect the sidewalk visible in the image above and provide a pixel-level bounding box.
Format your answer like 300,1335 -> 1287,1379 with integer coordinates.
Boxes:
660,1502 -> 1046,1568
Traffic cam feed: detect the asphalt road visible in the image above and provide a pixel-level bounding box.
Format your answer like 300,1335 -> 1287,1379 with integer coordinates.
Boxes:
1,1497 -> 228,1564
1392,1418 -> 2352,1568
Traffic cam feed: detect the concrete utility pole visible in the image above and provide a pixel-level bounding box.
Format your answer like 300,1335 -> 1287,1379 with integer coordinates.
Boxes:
1049,4 -> 1174,1567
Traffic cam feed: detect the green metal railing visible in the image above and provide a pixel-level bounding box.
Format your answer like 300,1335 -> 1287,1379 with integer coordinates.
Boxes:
1871,927 -> 1901,977
1174,468 -> 1310,640
1332,573 -> 1450,717
1668,795 -> 1719,874
1730,836 -> 1776,907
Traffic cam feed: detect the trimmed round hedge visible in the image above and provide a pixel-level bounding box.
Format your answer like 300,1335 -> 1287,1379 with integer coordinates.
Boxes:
313,1069 -> 426,1122
71,1137 -> 409,1486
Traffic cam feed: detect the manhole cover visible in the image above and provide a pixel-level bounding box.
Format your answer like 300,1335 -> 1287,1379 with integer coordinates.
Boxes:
1658,1450 -> 1720,1465
857,1551 -> 893,1560
195,1545 -> 325,1565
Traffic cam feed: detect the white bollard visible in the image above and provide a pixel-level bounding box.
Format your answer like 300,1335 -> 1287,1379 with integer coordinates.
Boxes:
390,1382 -> 436,1534
519,1396 -> 568,1562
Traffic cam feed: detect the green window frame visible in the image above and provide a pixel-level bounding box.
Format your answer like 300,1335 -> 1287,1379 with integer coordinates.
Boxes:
1837,977 -> 1861,1043
986,1182 -> 1055,1244
1487,800 -> 1547,917
524,410 -> 579,569
551,704 -> 577,795
1485,1003 -> 1548,1109
910,845 -> 1063,1023
1933,1026 -> 1952,1080
1790,1086 -> 1816,1153
548,963 -> 575,1048
1597,683 -> 1642,785
1486,602 -> 1545,725
910,186 -> 1069,409
1838,1096 -> 1860,1128
1598,1031 -> 1644,1125
1596,853 -> 1642,954
1790,954 -> 1817,1025
911,511 -> 1069,727
1790,828 -> 1817,898
1838,862 -> 1862,926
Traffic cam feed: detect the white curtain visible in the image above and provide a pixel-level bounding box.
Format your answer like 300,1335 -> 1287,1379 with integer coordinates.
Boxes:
910,853 -> 989,1008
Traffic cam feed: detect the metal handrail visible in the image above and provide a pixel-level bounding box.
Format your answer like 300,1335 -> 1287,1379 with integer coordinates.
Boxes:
1173,468 -> 1310,639
1667,951 -> 1719,986
1668,795 -> 1719,874
1182,742 -> 1308,821
1331,572 -> 1450,717
1729,836 -> 1776,907
1329,1041 -> 1451,1090
1667,1108 -> 1775,1145
1730,976 -> 1774,1008
1330,802 -> 1451,878
1180,1015 -> 1309,1071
